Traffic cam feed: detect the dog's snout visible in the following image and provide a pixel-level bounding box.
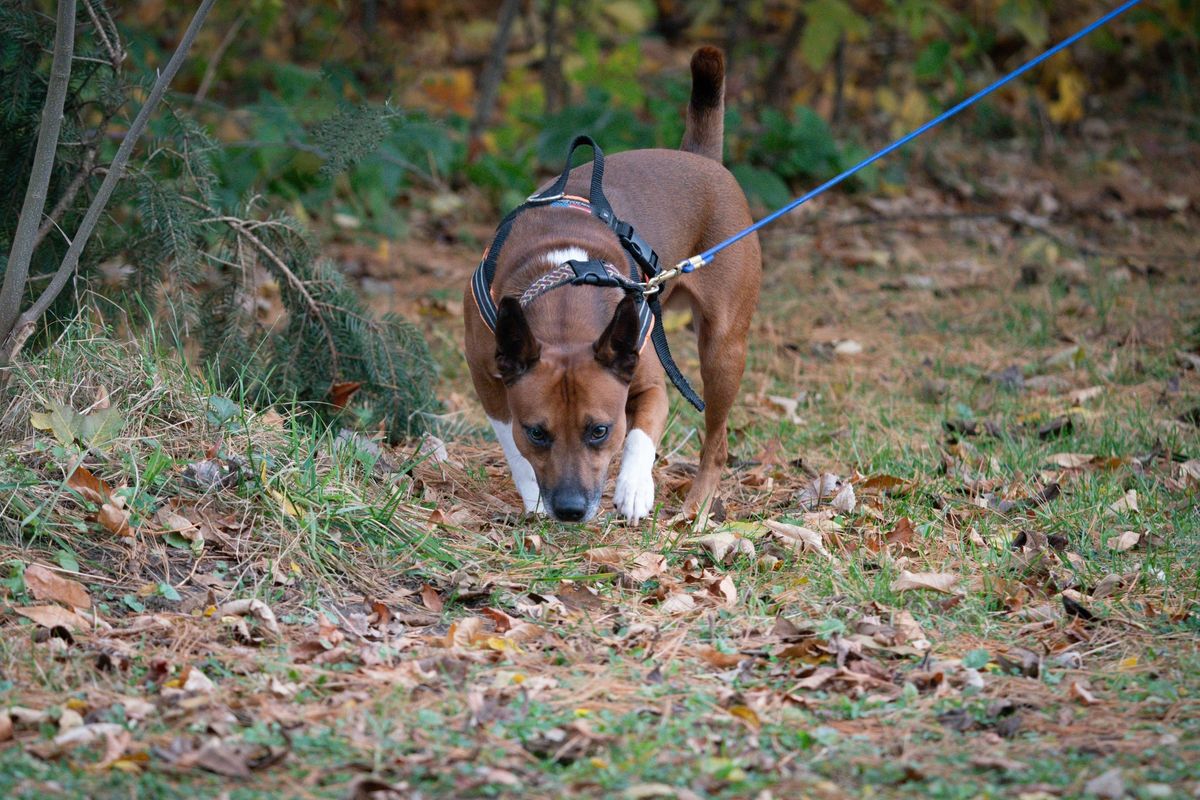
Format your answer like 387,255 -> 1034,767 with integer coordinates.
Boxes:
550,486 -> 590,522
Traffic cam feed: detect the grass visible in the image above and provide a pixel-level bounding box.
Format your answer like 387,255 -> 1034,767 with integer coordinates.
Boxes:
1,141 -> 1199,797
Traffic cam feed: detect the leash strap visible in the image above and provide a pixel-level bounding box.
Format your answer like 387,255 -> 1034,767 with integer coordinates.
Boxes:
666,0 -> 1143,276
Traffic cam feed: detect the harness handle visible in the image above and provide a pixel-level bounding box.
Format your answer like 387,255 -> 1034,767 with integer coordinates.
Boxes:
529,135 -> 614,223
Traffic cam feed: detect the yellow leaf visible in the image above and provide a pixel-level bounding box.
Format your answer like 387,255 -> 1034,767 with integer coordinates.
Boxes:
1048,71 -> 1086,126
1118,656 -> 1139,671
728,705 -> 761,729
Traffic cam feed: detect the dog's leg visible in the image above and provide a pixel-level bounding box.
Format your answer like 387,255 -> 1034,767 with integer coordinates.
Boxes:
613,377 -> 668,523
489,417 -> 544,515
683,312 -> 750,518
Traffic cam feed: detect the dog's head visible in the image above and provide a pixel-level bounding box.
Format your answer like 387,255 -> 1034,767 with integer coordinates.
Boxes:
494,294 -> 641,522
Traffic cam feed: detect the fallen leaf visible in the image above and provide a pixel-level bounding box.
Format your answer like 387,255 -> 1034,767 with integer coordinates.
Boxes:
1083,768 -> 1125,800
695,646 -> 745,668
421,584 -> 444,613
1107,489 -> 1138,514
831,482 -> 856,513
1047,453 -> 1095,469
659,592 -> 696,615
764,520 -> 832,559
98,498 -> 133,536
1108,530 -> 1140,552
727,705 -> 760,729
890,570 -> 959,594
1068,679 -> 1100,705
24,564 -> 91,609
66,465 -> 112,504
14,604 -> 94,631
696,532 -> 755,564
627,552 -> 668,583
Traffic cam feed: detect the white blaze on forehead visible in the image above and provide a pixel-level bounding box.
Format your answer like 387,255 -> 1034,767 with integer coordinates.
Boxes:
489,417 -> 544,515
539,247 -> 589,268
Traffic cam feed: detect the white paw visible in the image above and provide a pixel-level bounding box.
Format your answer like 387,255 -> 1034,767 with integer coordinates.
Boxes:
613,429 -> 656,523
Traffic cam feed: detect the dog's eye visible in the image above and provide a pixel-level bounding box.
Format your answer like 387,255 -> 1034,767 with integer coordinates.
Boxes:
524,425 -> 551,447
587,424 -> 611,445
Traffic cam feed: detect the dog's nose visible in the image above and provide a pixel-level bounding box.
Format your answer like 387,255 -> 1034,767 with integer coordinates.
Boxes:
551,488 -> 589,522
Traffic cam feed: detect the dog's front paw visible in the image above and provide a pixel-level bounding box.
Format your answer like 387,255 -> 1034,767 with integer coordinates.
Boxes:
614,429 -> 656,524
614,470 -> 655,523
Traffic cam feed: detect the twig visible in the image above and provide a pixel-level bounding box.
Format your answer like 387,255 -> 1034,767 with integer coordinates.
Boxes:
0,0 -> 77,356
1,0 -> 217,367
32,147 -> 97,251
82,0 -> 124,72
180,196 -> 342,374
193,10 -> 246,105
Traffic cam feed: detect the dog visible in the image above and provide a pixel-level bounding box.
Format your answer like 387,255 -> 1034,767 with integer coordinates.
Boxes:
463,46 -> 761,523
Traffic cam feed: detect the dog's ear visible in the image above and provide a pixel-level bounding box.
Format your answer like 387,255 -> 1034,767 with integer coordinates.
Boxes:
495,296 -> 541,384
593,295 -> 641,382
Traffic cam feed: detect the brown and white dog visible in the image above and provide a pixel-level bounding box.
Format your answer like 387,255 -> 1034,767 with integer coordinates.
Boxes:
463,47 -> 761,523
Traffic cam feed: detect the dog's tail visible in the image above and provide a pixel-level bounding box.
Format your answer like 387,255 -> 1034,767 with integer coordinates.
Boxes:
681,46 -> 725,162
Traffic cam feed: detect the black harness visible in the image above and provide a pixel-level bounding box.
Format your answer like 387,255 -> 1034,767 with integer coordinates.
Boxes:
471,135 -> 704,411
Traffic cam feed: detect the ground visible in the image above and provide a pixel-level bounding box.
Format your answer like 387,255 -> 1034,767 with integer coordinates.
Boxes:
0,116 -> 1198,799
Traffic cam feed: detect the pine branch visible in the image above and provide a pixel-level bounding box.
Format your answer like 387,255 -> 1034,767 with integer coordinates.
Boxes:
0,0 -> 76,352
181,196 -> 343,376
0,0 -> 216,367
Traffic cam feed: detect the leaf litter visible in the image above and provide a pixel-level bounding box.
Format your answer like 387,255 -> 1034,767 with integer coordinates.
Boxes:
1,119 -> 1198,798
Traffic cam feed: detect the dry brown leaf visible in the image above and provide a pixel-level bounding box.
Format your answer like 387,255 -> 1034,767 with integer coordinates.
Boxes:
627,552 -> 668,583
1047,453 -> 1095,469
890,570 -> 959,594
764,520 -> 832,559
709,574 -> 737,606
695,532 -> 755,564
1108,530 -> 1140,552
831,482 -> 856,513
0,711 -> 11,743
24,564 -> 91,609
1067,386 -> 1103,405
859,474 -> 911,495
1107,489 -> 1138,514
14,603 -> 94,631
98,497 -> 132,536
1068,679 -> 1100,705
67,465 -> 112,504
659,592 -> 696,615
420,584 -> 444,613
695,646 -> 745,668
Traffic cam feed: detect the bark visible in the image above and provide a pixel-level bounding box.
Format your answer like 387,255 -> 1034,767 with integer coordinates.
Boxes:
0,0 -> 77,353
468,0 -> 522,147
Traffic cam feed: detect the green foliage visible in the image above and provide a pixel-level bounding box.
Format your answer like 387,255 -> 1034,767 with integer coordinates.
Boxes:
0,2 -> 439,439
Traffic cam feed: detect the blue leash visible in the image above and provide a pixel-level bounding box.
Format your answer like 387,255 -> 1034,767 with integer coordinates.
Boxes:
651,0 -> 1142,285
